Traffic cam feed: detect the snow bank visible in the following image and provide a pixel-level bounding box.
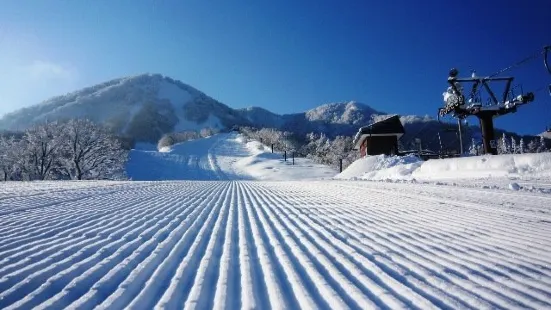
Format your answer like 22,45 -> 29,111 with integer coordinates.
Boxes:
335,154 -> 423,180
412,153 -> 551,180
158,146 -> 172,153
336,153 -> 551,181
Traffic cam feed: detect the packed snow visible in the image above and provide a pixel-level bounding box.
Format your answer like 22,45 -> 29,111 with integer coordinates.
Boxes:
126,133 -> 337,181
1,133 -> 551,309
337,152 -> 551,185
335,154 -> 424,181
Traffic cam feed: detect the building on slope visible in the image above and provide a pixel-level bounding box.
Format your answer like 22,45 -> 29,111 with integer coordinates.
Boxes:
352,114 -> 405,157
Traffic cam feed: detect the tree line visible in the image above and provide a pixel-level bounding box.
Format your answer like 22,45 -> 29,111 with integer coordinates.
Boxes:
238,127 -> 360,170
0,119 -> 128,181
468,134 -> 549,155
157,127 -> 219,150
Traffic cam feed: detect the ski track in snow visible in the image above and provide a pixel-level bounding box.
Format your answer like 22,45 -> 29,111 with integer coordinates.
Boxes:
1,180 -> 550,309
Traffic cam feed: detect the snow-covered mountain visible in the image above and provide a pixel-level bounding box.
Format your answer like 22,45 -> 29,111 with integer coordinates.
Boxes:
236,106 -> 285,129
0,74 -> 251,142
0,73 -> 540,151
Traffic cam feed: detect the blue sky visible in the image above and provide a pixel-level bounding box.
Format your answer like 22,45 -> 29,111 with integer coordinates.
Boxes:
1,0 -> 549,134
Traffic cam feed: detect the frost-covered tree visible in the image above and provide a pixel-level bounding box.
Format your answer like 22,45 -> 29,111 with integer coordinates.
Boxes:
527,139 -> 538,153
239,127 -> 298,153
510,137 -> 517,154
300,133 -> 358,169
538,136 -> 548,153
468,138 -> 478,156
498,133 -> 510,154
157,134 -> 175,150
20,122 -> 65,180
0,136 -> 19,181
199,127 -> 217,138
157,131 -> 200,150
518,138 -> 525,154
1,120 -> 128,181
60,119 -> 128,180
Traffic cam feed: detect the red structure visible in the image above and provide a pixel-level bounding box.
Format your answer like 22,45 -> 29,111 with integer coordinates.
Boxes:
353,115 -> 405,157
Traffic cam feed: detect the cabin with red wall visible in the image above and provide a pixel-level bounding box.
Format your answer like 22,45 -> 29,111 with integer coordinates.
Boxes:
353,115 -> 405,157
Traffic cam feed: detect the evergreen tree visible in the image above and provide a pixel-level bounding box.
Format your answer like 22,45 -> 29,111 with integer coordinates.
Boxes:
498,133 -> 510,154
538,136 -> 548,153
518,138 -> 525,154
527,139 -> 538,153
510,137 -> 517,154
468,138 -> 478,156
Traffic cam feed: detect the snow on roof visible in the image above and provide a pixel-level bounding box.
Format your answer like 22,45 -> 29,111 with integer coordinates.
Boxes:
352,114 -> 405,149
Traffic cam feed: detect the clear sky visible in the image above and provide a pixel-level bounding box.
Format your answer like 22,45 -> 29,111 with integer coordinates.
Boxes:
1,0 -> 550,134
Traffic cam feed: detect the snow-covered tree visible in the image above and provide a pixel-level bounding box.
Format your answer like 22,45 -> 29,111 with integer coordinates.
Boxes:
20,122 -> 65,180
0,136 -> 19,181
199,127 -> 217,138
157,134 -> 175,150
468,138 -> 478,156
239,127 -> 298,153
300,133 -> 358,169
498,133 -> 510,154
1,120 -> 129,181
157,131 -> 199,150
60,119 -> 128,180
538,136 -> 548,153
518,138 -> 525,154
527,139 -> 538,153
510,137 -> 517,154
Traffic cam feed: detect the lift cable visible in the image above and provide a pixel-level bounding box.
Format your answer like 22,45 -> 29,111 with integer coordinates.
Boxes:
489,46 -> 551,78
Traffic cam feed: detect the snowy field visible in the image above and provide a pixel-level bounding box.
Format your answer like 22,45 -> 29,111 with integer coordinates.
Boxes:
1,133 -> 551,309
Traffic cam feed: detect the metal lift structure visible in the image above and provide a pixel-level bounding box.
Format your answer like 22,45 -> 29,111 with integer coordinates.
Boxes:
438,46 -> 551,155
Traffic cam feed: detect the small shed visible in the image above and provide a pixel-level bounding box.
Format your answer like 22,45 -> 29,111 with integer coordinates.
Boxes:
353,115 -> 405,157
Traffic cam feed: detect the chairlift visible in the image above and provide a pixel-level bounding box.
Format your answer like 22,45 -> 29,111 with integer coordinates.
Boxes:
438,45 -> 551,154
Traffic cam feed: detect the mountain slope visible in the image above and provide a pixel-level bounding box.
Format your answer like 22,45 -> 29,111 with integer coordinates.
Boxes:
0,73 -> 541,151
0,74 -> 251,142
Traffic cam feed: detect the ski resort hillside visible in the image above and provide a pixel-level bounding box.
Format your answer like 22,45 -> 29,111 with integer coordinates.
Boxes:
1,133 -> 551,309
0,74 -> 251,143
2,1 -> 551,309
0,73 -> 538,151
127,133 -> 337,181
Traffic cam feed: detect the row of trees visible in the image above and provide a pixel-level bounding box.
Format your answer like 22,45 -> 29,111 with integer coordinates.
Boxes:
301,133 -> 359,169
157,127 -> 218,150
239,127 -> 299,153
0,119 -> 128,181
498,134 -> 548,154
238,127 -> 359,170
468,134 -> 549,155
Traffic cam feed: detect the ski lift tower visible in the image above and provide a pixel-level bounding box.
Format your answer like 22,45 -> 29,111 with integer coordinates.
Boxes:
438,68 -> 534,155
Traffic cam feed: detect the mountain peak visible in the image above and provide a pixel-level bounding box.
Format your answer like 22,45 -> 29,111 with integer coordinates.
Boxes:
304,101 -> 381,125
0,74 -> 251,142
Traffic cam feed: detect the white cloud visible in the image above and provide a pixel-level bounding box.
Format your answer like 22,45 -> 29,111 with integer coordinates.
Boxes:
23,60 -> 77,80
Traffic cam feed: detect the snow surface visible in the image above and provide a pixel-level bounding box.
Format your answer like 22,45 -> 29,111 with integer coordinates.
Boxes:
126,133 -> 337,181
2,133 -> 551,309
337,153 -> 551,182
157,79 -> 223,132
1,179 -> 551,309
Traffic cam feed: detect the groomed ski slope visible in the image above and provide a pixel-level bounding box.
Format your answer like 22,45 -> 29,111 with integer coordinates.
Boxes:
2,133 -> 551,309
126,133 -> 337,181
0,180 -> 551,309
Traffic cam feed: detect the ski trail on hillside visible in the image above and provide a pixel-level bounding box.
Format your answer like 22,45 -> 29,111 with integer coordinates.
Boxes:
127,134 -> 256,181
126,133 -> 336,181
0,181 -> 550,309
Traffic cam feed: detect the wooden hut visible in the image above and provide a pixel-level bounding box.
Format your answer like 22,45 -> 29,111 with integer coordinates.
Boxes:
352,115 -> 405,157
